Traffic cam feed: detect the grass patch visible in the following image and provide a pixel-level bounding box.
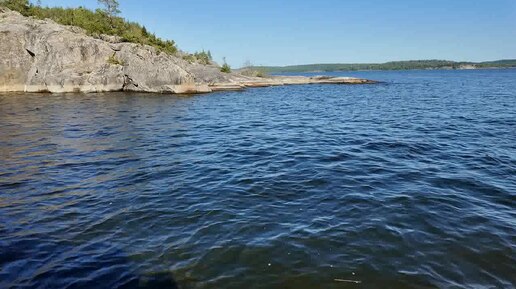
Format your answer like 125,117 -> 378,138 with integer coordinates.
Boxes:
107,53 -> 124,65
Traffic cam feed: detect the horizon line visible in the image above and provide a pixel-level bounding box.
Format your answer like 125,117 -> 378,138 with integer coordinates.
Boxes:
252,58 -> 516,68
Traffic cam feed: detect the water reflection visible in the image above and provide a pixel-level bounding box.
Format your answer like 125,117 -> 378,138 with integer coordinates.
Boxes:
1,234 -> 179,289
1,70 -> 515,289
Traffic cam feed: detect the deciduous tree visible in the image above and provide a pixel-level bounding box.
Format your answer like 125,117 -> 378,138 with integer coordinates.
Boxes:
97,0 -> 120,18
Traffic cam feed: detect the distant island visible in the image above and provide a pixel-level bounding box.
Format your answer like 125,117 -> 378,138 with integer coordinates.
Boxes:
252,59 -> 516,74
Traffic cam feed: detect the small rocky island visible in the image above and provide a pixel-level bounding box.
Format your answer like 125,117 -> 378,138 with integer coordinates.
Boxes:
0,8 -> 376,94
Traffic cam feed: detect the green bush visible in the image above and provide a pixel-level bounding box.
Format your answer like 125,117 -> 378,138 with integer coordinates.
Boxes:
220,57 -> 231,73
255,70 -> 267,77
193,50 -> 212,65
181,50 -> 213,64
182,54 -> 196,63
221,63 -> 231,73
0,0 -> 30,15
1,0 -> 178,55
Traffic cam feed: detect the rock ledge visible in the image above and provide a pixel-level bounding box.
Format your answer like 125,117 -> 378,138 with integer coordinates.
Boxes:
0,9 -> 376,94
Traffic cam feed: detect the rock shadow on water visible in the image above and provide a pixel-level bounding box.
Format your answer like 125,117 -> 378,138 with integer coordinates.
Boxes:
0,236 -> 180,289
123,272 -> 180,289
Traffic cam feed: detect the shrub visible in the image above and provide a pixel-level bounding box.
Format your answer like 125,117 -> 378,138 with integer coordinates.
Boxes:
193,50 -> 212,65
221,63 -> 231,73
255,70 -> 267,77
182,54 -> 196,63
1,0 -> 178,55
181,50 -> 213,65
0,0 -> 30,15
220,57 -> 231,73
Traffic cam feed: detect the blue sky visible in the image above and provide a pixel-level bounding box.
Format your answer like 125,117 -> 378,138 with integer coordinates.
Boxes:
39,0 -> 516,67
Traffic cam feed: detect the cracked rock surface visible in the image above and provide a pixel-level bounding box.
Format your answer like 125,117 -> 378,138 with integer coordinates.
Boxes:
0,8 -> 236,93
0,8 -> 376,94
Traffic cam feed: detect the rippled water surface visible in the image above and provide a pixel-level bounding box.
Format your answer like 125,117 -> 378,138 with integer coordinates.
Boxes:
1,69 -> 515,289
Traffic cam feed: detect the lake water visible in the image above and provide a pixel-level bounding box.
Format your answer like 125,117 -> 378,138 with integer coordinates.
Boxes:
0,69 -> 515,289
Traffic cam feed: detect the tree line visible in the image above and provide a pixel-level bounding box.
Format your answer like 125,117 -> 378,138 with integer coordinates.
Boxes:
254,59 -> 516,73
1,0 -> 178,55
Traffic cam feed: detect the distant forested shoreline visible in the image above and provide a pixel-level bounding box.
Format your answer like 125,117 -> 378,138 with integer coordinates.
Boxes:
253,59 -> 516,73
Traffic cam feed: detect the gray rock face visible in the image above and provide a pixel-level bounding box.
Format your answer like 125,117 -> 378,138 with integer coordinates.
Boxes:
0,8 -> 376,94
0,8 -> 232,93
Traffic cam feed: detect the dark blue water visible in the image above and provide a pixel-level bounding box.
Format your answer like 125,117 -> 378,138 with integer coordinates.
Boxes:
1,69 -> 515,289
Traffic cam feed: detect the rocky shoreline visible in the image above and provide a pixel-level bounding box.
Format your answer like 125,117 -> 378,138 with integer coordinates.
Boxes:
0,8 -> 376,95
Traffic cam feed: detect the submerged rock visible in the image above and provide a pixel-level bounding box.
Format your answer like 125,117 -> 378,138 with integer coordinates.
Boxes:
0,8 -> 376,94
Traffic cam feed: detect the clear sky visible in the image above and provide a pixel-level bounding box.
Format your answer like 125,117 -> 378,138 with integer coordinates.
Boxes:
39,0 -> 516,67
